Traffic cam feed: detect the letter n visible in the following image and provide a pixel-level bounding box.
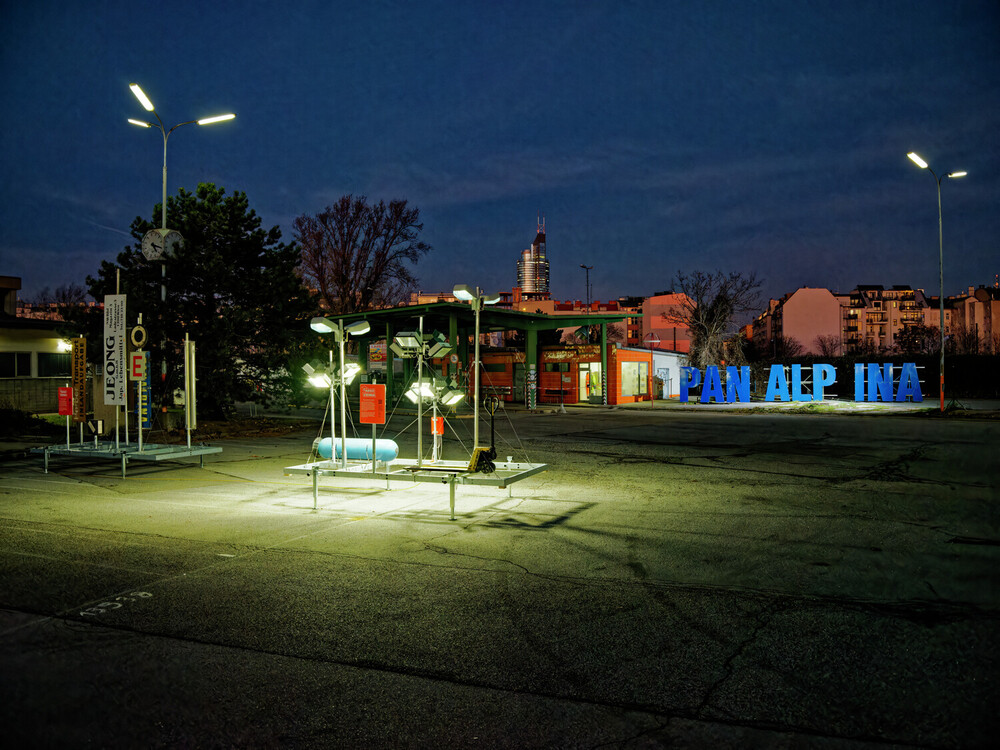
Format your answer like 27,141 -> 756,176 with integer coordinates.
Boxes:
725,366 -> 750,403
867,363 -> 893,402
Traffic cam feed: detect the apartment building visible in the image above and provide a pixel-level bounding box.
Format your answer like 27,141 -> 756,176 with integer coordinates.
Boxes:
843,285 -> 928,352
751,282 -> 1000,356
924,285 -> 1000,353
640,291 -> 693,353
752,287 -> 843,355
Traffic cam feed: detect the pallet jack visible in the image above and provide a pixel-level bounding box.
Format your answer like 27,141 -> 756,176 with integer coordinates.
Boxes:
467,395 -> 501,474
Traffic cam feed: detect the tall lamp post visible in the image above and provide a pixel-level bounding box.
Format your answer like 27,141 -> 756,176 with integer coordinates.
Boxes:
907,152 -> 967,412
128,83 -> 236,233
128,83 -> 235,416
452,284 -> 500,447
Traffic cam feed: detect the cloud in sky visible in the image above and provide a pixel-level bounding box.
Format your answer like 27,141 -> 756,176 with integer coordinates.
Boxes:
1,1 -> 997,305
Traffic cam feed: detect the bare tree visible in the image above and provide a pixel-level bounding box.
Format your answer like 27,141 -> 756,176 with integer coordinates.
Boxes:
896,323 -> 938,355
814,334 -> 841,358
294,196 -> 430,314
562,323 -> 625,345
954,323 -> 982,355
773,336 -> 804,359
662,270 -> 762,369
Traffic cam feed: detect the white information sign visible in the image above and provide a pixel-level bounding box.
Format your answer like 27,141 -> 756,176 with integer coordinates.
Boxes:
103,294 -> 127,405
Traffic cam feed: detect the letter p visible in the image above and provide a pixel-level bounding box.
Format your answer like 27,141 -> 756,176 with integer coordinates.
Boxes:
680,367 -> 700,403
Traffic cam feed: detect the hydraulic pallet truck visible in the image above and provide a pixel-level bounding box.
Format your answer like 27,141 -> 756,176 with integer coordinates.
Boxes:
467,395 -> 501,474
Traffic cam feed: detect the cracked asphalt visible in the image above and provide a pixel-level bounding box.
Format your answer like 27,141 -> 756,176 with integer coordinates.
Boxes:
0,407 -> 997,748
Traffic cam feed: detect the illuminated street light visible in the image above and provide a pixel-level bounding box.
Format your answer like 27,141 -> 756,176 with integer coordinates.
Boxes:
128,83 -> 236,232
128,83 -> 236,417
453,284 -> 500,447
907,152 -> 967,412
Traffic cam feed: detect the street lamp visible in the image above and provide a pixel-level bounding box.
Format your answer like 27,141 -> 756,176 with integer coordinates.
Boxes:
452,284 -> 500,447
128,83 -> 235,418
311,317 -> 371,467
128,83 -> 236,232
907,152 -> 967,412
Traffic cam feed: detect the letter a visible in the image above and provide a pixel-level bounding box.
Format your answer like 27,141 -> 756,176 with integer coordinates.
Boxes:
765,365 -> 790,402
895,362 -> 923,402
701,366 -> 725,403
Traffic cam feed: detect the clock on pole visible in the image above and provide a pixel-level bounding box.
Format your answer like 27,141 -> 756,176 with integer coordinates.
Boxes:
141,228 -> 183,261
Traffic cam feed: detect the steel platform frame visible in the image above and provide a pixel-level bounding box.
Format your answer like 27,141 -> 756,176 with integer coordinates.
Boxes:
284,458 -> 548,520
33,442 -> 223,478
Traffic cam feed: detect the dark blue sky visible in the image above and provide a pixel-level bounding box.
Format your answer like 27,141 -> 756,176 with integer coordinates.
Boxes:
2,1 -> 997,306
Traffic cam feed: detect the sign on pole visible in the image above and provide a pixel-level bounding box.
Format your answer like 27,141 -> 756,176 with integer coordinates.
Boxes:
368,340 -> 387,371
359,383 -> 386,424
58,387 -> 73,416
103,295 -> 127,406
184,338 -> 197,430
133,352 -> 151,429
129,351 -> 147,380
71,337 -> 86,423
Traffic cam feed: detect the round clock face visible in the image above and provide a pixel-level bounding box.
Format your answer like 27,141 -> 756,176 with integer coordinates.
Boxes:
141,229 -> 184,260
163,230 -> 183,257
141,229 -> 165,261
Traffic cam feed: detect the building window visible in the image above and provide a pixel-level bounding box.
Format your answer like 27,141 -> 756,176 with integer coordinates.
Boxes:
621,361 -> 648,397
37,353 -> 71,377
544,362 -> 569,372
0,352 -> 31,377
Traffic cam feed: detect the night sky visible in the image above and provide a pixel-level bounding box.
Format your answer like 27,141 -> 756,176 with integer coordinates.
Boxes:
1,1 -> 997,307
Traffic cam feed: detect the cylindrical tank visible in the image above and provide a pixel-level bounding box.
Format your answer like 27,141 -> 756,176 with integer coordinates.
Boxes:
313,437 -> 399,461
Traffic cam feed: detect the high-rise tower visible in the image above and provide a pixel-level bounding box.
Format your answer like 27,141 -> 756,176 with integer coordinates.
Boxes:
516,216 -> 550,299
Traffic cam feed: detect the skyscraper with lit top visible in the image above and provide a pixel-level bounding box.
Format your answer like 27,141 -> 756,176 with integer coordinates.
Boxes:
516,217 -> 550,300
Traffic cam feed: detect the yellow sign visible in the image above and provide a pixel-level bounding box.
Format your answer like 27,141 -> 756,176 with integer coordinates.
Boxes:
71,337 -> 86,423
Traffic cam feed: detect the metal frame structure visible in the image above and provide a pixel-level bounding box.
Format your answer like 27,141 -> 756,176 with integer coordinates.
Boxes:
284,457 -> 548,520
33,441 -> 222,478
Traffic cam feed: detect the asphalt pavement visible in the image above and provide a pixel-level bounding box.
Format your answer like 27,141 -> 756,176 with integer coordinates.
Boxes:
0,405 -> 997,748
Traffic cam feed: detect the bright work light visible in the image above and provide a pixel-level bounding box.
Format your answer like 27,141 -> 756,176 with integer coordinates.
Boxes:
339,362 -> 362,385
302,361 -> 331,388
441,390 -> 465,406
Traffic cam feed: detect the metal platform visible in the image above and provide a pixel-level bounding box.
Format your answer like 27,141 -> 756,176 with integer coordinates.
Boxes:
32,441 -> 223,477
284,457 -> 548,520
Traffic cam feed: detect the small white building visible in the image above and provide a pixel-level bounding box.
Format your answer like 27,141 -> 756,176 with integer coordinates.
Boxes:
1,276 -> 72,412
650,349 -> 688,398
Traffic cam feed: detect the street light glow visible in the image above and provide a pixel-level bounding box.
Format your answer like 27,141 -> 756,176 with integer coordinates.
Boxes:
129,83 -> 154,112
197,114 -> 236,125
127,118 -> 152,128
906,150 -> 968,413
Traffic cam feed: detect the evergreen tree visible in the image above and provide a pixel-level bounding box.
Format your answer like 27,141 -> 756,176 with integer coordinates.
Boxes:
79,183 -> 315,419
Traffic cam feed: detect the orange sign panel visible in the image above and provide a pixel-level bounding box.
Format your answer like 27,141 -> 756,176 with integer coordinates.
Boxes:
359,383 -> 386,424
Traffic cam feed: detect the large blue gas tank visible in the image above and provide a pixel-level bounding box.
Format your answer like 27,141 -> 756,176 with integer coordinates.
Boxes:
314,437 -> 399,462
